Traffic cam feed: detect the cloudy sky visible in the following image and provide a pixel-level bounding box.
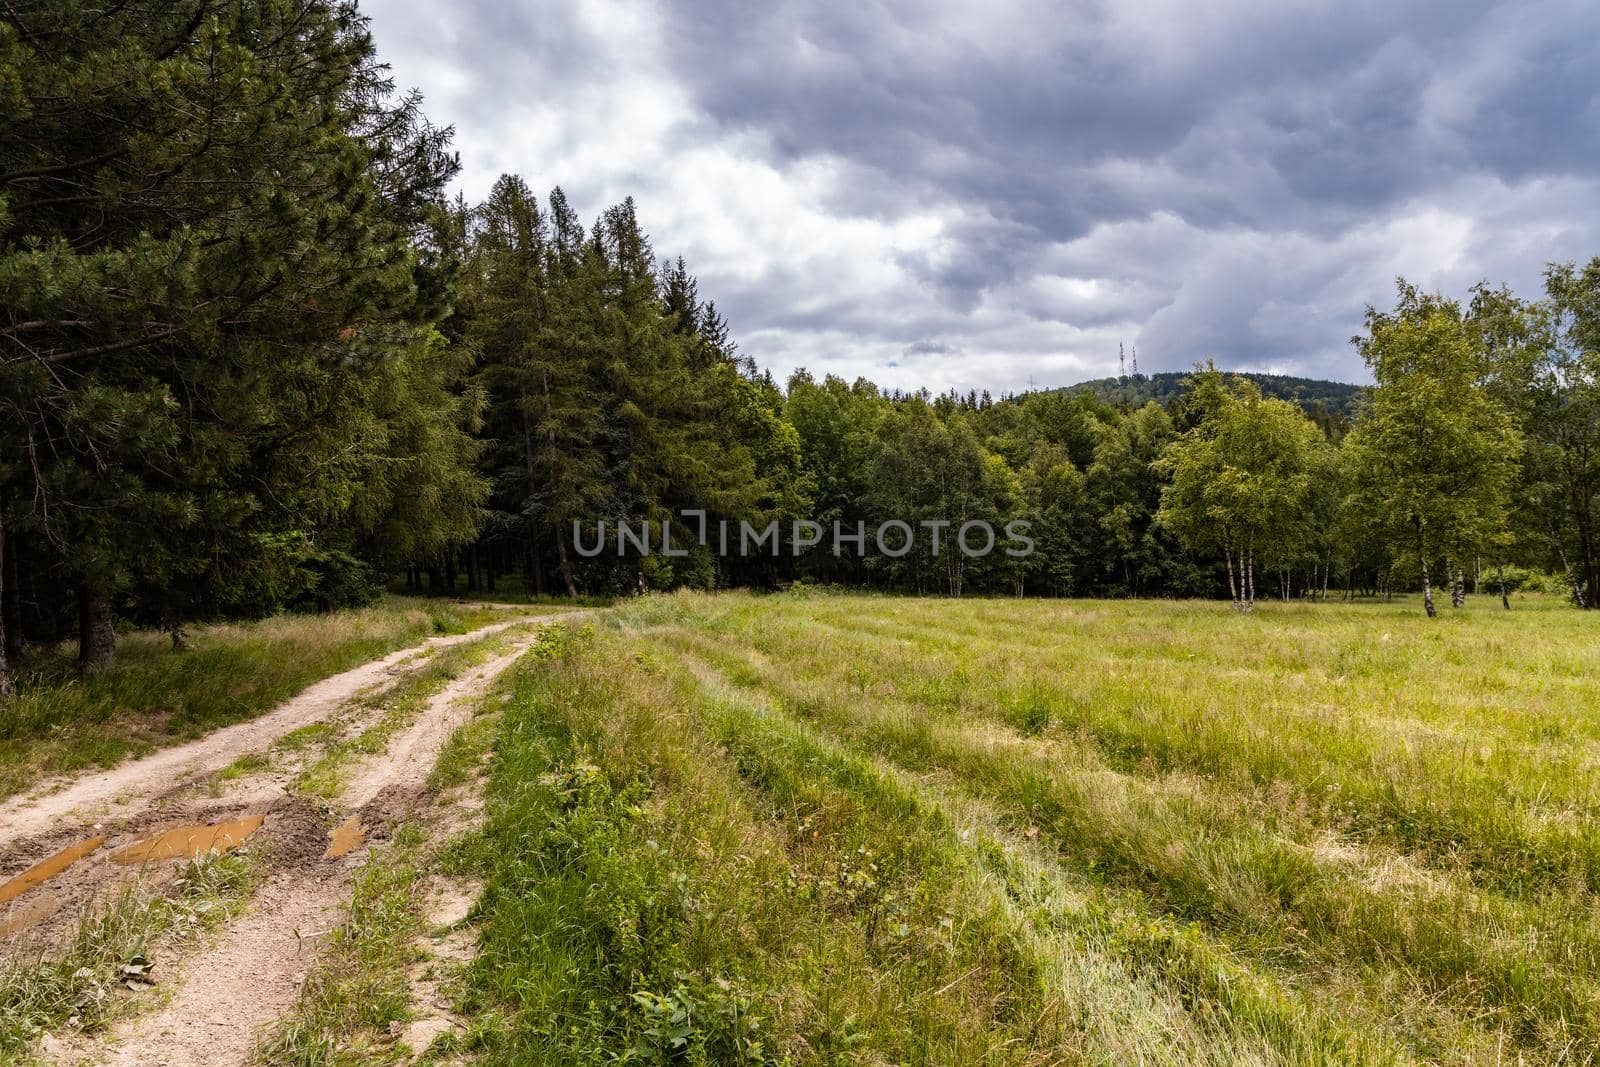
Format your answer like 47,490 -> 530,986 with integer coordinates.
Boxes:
366,0 -> 1600,391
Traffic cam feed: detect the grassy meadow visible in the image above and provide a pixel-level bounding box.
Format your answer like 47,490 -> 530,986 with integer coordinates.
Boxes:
456,591 -> 1600,1065
0,597 -> 513,800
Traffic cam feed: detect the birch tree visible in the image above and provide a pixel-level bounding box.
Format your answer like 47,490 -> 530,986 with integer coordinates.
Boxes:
1157,370 -> 1322,611
1343,283 -> 1522,617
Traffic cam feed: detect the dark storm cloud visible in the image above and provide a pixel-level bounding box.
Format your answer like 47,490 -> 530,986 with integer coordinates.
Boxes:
365,0 -> 1600,390
905,340 -> 960,357
669,1 -> 1597,225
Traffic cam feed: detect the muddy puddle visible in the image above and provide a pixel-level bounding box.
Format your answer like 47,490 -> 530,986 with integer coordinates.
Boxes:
324,816 -> 366,858
111,816 -> 265,865
0,834 -> 107,906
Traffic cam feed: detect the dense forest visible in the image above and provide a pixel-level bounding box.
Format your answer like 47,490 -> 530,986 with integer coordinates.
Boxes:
2,0 -> 1598,691
1067,371 -> 1367,432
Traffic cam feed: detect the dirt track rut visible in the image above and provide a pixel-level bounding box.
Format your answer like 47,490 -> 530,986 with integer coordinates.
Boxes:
83,639 -> 542,1066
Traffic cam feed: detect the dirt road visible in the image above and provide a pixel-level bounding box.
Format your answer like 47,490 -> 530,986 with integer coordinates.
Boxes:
0,616 -> 535,845
0,612 -> 583,1065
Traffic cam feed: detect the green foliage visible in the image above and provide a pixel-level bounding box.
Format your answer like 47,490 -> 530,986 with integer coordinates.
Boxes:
469,748 -> 772,1063
458,183 -> 806,597
299,551 -> 387,614
1070,370 -> 1367,425
1518,260 -> 1600,606
0,0 -> 483,669
1343,282 -> 1523,614
1,0 -> 1593,697
1158,368 -> 1331,608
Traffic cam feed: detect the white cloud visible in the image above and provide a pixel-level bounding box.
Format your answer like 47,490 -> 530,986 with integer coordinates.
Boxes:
364,0 -> 1600,392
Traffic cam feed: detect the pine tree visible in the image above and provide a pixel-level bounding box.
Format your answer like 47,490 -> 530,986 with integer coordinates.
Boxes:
0,0 -> 461,675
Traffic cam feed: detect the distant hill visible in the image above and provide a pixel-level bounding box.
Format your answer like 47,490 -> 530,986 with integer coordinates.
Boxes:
1065,371 -> 1368,420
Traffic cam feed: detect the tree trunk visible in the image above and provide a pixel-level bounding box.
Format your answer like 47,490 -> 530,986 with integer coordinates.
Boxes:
1550,522 -> 1587,608
554,533 -> 579,598
1450,567 -> 1465,609
1244,544 -> 1255,612
78,578 -> 116,670
1414,518 -> 1440,617
0,509 -> 12,698
518,395 -> 553,598
536,370 -> 580,600
1224,548 -> 1240,612
1496,560 -> 1510,610
2,519 -> 22,669
531,537 -> 547,596
1574,482 -> 1598,608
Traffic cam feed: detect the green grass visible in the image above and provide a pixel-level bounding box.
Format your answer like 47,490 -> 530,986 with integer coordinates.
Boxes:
0,597 -> 516,801
455,590 -> 1600,1065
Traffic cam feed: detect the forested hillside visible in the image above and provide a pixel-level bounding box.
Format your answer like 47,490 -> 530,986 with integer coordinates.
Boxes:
1067,371 -> 1367,430
2,0 -> 1597,695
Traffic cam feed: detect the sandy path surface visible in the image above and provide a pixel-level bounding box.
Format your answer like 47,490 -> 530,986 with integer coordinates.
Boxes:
0,616 -> 533,846
70,633 -> 554,1066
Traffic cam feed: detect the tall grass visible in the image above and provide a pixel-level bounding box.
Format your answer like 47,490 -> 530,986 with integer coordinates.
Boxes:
460,591 -> 1600,1064
0,597 -> 511,800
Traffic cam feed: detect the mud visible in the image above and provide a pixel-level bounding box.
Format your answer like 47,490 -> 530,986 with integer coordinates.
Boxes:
57,622 -> 569,1066
109,817 -> 264,866
0,834 -> 105,905
324,816 -> 365,858
0,894 -> 60,938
